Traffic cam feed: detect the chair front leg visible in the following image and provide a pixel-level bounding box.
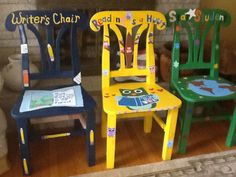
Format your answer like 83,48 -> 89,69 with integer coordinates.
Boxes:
16,119 -> 31,175
106,114 -> 117,169
144,113 -> 153,133
177,102 -> 194,154
226,105 -> 236,147
162,108 -> 179,160
101,110 -> 107,138
86,110 -> 96,166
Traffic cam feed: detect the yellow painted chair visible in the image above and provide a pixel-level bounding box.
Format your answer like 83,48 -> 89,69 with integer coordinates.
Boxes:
90,11 -> 182,168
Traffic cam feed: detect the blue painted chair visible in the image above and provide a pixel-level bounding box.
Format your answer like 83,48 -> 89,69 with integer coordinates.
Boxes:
5,10 -> 96,175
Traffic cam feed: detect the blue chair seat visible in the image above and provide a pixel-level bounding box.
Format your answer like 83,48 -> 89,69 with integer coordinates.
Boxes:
11,85 -> 96,119
173,75 -> 236,103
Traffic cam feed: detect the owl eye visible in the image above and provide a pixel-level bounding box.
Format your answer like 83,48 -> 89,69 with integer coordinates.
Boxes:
134,89 -> 143,94
122,90 -> 131,94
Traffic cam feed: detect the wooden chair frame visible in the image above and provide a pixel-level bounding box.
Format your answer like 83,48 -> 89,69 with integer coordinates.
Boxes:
167,9 -> 236,154
90,11 -> 181,168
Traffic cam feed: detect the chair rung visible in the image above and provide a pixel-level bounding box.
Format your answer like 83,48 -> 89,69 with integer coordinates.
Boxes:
192,115 -> 231,123
42,132 -> 71,139
153,113 -> 166,130
118,112 -> 152,119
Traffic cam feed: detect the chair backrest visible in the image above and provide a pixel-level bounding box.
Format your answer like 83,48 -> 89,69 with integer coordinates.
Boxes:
90,11 -> 166,89
5,10 -> 88,89
166,9 -> 231,86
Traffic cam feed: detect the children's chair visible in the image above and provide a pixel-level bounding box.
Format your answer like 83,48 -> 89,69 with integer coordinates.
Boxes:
5,10 -> 96,175
90,11 -> 181,168
167,9 -> 236,153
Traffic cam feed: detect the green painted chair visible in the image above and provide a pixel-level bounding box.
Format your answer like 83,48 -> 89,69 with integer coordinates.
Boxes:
167,9 -> 236,153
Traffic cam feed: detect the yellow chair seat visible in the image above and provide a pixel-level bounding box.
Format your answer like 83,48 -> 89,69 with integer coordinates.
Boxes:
103,82 -> 181,115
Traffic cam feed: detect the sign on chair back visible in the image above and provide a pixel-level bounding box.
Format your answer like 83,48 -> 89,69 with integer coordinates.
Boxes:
167,9 -> 236,154
5,10 -> 96,175
90,11 -> 182,169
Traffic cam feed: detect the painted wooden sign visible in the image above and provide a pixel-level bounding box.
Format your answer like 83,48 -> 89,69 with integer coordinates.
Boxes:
5,10 -> 88,31
90,11 -> 167,32
167,9 -> 231,25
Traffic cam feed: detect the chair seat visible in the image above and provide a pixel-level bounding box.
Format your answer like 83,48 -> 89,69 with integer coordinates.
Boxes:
173,75 -> 236,103
102,82 -> 181,115
11,85 -> 96,119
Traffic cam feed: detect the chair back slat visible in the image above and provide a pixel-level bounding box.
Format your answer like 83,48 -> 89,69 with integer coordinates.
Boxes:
55,24 -> 70,72
90,11 -> 166,88
46,26 -> 55,71
193,23 -> 200,63
198,22 -> 214,63
27,24 -> 48,71
125,26 -> 133,68
210,21 -> 221,78
110,24 -> 125,69
146,23 -> 155,84
181,22 -> 193,64
133,24 -> 148,69
5,10 -> 88,89
70,24 -> 80,77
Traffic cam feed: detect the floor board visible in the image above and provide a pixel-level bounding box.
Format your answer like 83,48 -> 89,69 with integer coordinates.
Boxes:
2,119 -> 236,177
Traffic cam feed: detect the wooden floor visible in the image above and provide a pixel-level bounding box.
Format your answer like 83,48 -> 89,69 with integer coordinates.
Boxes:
2,119 -> 236,177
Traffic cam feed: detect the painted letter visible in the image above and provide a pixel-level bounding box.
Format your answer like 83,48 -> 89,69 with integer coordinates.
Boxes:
147,15 -> 152,22
169,10 -> 176,22
53,13 -> 60,25
219,15 -> 224,21
92,20 -> 100,30
194,9 -> 201,22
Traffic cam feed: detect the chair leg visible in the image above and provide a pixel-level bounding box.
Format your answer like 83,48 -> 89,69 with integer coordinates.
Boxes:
16,119 -> 31,175
144,113 -> 152,133
86,110 -> 96,166
106,114 -> 117,169
226,106 -> 236,147
162,108 -> 179,160
101,110 -> 107,138
177,102 -> 194,154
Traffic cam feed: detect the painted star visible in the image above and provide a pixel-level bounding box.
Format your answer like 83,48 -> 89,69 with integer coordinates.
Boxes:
173,61 -> 179,68
185,9 -> 196,20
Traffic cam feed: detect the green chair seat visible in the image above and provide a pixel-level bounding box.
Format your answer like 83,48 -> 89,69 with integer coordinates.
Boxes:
173,75 -> 236,103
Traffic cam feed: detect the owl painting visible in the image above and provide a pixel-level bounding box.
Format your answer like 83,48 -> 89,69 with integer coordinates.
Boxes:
116,87 -> 159,110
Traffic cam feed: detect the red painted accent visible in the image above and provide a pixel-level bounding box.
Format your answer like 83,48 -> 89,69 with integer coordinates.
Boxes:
176,25 -> 180,32
157,89 -> 163,92
23,70 -> 29,87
